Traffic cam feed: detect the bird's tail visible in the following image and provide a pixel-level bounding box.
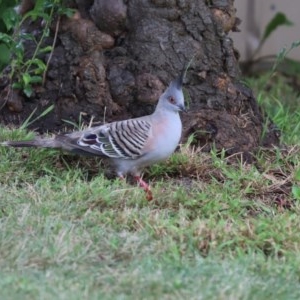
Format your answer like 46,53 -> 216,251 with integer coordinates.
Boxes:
1,137 -> 62,149
1,135 -> 99,156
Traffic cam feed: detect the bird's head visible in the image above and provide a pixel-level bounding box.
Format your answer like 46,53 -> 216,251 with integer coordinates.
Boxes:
158,71 -> 187,113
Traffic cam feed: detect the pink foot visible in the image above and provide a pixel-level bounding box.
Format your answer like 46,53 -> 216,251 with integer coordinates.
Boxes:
134,176 -> 153,201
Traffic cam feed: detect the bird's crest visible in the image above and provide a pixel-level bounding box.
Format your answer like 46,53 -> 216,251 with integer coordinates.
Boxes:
172,57 -> 194,90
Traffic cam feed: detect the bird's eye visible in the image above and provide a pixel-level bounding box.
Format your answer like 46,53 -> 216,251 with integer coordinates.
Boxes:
168,96 -> 176,104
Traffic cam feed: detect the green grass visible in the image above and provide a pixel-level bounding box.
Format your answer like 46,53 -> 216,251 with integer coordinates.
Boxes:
1,74 -> 300,299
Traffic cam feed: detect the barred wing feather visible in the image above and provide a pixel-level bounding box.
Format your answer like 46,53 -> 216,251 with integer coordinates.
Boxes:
77,119 -> 151,159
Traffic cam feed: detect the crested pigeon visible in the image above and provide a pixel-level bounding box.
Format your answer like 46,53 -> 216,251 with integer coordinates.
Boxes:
1,73 -> 186,201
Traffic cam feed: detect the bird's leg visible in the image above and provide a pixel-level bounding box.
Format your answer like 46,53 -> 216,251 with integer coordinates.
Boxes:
118,174 -> 125,180
134,176 -> 153,201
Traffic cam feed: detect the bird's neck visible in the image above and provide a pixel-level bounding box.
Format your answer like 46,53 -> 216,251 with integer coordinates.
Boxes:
153,102 -> 179,116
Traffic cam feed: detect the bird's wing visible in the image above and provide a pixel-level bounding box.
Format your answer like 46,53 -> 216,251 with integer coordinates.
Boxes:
61,118 -> 152,159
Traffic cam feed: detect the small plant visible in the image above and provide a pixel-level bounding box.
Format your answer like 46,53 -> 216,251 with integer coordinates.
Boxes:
271,40 -> 300,74
250,12 -> 294,62
62,113 -> 94,131
20,104 -> 54,129
0,0 -> 74,98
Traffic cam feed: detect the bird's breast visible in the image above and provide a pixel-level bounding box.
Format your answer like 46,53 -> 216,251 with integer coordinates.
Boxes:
145,112 -> 182,161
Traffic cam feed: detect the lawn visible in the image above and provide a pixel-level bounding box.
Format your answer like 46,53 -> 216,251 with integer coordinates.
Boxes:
1,73 -> 300,299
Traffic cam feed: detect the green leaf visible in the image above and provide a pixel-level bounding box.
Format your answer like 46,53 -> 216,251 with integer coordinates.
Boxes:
20,107 -> 38,129
22,73 -> 31,86
272,47 -> 288,73
24,11 -> 50,21
291,40 -> 300,50
0,43 -> 10,64
277,47 -> 287,60
44,27 -> 50,37
26,58 -> 46,70
23,85 -> 33,98
292,185 -> 300,200
34,0 -> 46,13
20,32 -> 35,41
29,75 -> 43,83
15,40 -> 24,49
1,7 -> 19,31
58,7 -> 76,18
38,46 -> 52,54
0,32 -> 12,44
38,104 -> 54,118
262,12 -> 294,42
22,73 -> 43,84
12,82 -> 22,89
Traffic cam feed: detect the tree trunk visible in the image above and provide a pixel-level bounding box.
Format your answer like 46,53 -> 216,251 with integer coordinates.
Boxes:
0,0 -> 279,155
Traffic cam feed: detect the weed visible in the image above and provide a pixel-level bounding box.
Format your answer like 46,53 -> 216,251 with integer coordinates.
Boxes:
0,0 -> 74,98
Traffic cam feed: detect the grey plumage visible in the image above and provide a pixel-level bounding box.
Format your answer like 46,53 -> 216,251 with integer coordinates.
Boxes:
2,73 -> 186,200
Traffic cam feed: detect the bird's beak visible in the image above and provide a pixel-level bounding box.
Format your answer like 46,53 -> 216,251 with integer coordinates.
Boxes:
178,104 -> 188,113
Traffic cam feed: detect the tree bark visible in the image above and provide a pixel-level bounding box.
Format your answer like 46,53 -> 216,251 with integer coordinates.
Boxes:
0,0 -> 279,154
